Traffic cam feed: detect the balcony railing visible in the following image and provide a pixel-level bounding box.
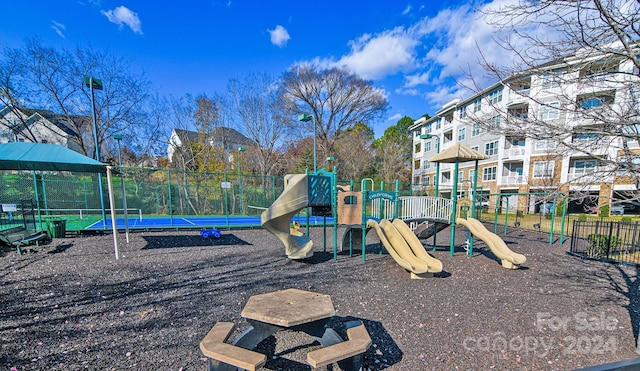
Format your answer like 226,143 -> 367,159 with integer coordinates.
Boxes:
503,147 -> 526,158
566,170 -> 610,183
507,89 -> 530,105
501,175 -> 527,185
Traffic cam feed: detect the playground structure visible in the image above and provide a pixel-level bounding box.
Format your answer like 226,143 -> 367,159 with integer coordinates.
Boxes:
260,160 -> 528,274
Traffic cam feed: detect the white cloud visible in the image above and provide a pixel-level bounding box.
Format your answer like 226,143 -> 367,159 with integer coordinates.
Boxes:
101,6 -> 143,34
268,25 -> 290,48
387,113 -> 403,122
331,28 -> 419,80
51,20 -> 66,38
402,4 -> 411,15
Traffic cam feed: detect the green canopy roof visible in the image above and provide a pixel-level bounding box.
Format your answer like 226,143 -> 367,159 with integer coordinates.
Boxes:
0,142 -> 107,173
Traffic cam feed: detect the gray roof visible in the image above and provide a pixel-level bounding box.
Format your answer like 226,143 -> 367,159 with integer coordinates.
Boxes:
173,127 -> 255,148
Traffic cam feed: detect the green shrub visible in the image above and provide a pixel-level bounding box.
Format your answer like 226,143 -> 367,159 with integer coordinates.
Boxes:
544,213 -> 552,220
516,210 -> 524,217
599,204 -> 610,218
586,234 -> 620,258
577,214 -> 588,221
621,216 -> 633,223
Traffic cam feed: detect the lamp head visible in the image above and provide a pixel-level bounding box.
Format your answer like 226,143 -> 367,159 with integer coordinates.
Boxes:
298,113 -> 312,122
113,134 -> 123,141
238,146 -> 246,152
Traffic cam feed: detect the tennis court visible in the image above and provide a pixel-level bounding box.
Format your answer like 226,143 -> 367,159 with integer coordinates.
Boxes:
86,215 -> 335,230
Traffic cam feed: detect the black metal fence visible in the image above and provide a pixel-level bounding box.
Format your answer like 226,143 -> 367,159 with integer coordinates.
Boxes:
570,220 -> 640,265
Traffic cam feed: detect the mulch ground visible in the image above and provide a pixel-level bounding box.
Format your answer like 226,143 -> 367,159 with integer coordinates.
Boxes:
1,224 -> 639,371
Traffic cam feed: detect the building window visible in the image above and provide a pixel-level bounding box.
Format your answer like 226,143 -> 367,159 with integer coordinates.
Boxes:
414,159 -> 421,170
488,87 -> 503,104
619,156 -> 640,174
485,141 -> 499,156
458,171 -> 464,183
424,161 -> 431,169
573,159 -> 597,175
580,59 -> 619,77
435,118 -> 441,130
458,127 -> 466,141
483,166 -> 497,181
425,123 -> 432,133
541,73 -> 560,90
423,176 -> 430,186
535,139 -> 552,150
473,98 -> 482,112
469,169 -> 476,181
459,106 -> 467,118
487,115 -> 501,128
533,161 -> 554,178
471,145 -> 479,152
472,123 -> 480,136
540,102 -> 560,120
577,92 -> 615,109
415,143 -> 421,153
425,140 -> 432,152
41,139 -> 48,144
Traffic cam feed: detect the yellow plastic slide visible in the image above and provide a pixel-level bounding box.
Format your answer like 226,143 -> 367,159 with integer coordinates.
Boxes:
392,219 -> 443,273
261,174 -> 314,259
366,219 -> 443,279
456,217 -> 526,269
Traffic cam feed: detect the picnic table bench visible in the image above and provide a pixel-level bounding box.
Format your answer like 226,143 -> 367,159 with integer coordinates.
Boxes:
0,226 -> 48,255
199,289 -> 371,371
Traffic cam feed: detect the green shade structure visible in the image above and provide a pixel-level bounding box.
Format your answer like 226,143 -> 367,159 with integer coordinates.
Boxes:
0,142 -> 120,259
428,143 -> 489,256
0,142 -> 107,172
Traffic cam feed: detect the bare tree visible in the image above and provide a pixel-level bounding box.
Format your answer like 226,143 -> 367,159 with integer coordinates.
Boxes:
334,122 -> 375,180
226,72 -> 290,176
0,38 -> 151,159
279,65 -> 389,160
466,1 -> 640,207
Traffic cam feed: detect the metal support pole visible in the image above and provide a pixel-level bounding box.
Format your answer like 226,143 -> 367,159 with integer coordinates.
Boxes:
449,160 -> 459,256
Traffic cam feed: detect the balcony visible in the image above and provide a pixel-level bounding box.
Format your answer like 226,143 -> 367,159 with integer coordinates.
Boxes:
503,147 -> 526,159
507,89 -> 530,106
501,175 -> 527,185
566,170 -> 610,183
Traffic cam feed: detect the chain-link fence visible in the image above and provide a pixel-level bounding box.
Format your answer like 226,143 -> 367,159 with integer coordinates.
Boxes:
1,168 -> 413,231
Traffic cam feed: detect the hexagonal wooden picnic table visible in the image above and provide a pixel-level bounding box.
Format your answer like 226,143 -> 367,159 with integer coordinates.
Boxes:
232,288 -> 343,350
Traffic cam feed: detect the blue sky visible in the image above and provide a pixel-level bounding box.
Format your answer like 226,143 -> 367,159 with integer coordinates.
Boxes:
1,0 -> 519,137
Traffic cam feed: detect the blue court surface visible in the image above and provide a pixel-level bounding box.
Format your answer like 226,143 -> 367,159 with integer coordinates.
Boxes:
86,215 -> 335,230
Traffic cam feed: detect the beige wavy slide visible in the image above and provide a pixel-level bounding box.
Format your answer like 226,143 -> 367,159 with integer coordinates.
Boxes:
261,174 -> 314,259
366,219 -> 443,279
456,217 -> 526,269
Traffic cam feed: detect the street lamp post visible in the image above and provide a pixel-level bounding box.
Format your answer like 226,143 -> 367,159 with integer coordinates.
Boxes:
324,156 -> 335,171
83,76 -> 106,228
298,113 -> 316,172
113,134 -> 129,243
237,146 -> 246,214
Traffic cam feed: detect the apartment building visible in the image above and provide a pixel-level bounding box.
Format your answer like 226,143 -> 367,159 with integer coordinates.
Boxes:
410,47 -> 640,214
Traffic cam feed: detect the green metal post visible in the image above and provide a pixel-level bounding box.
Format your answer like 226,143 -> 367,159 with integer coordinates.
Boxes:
32,171 -> 42,228
550,197 -> 557,245
40,172 -> 49,216
361,178 -> 374,262
395,180 -> 400,219
332,166 -> 338,261
224,173 -> 229,228
560,194 -> 567,244
379,181 -> 385,219
449,161 -> 459,256
469,160 -> 479,256
168,170 -> 173,227
494,199 -> 499,234
504,197 -> 509,235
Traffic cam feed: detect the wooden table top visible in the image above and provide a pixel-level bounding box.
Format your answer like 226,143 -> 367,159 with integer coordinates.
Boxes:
241,288 -> 335,327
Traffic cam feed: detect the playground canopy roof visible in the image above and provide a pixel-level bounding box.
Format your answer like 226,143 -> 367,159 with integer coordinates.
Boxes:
0,142 -> 107,173
428,143 -> 489,163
